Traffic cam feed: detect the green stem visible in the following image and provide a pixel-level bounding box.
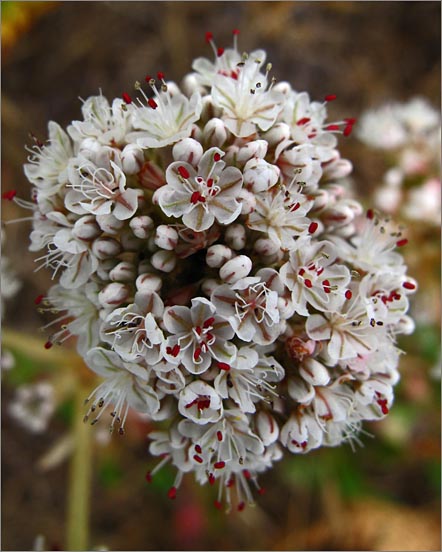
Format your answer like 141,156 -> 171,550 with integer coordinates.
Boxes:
66,386 -> 93,551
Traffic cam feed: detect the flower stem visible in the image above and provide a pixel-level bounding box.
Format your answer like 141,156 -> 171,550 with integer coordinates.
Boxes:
66,385 -> 93,551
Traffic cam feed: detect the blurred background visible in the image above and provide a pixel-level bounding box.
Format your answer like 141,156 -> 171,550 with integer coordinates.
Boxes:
2,2 -> 440,550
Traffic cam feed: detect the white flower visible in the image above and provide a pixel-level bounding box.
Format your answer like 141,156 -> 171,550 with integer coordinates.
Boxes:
155,147 -> 243,232
280,236 -> 351,315
127,81 -> 202,148
211,268 -> 286,345
9,382 -> 55,433
178,381 -> 223,425
162,297 -> 236,375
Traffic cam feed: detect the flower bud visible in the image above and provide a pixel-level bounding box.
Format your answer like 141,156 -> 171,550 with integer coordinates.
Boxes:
181,73 -> 202,96
219,255 -> 252,284
136,272 -> 162,293
224,224 -> 246,250
261,123 -> 291,148
151,250 -> 176,273
98,282 -> 130,308
72,215 -> 101,241
272,81 -> 292,95
96,214 -> 125,235
238,189 -> 256,214
154,225 -> 179,251
237,140 -> 268,164
92,237 -> 122,259
206,244 -> 233,268
256,411 -> 279,446
243,158 -> 280,192
299,358 -> 330,387
223,145 -> 240,164
129,215 -> 154,239
78,137 -> 102,155
109,261 -> 136,282
96,259 -> 118,280
121,143 -> 144,174
254,238 -> 280,256
203,118 -> 227,147
323,157 -> 353,181
172,138 -> 203,166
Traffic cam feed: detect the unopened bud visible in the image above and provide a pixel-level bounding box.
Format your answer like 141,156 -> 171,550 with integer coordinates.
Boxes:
136,272 -> 162,293
237,189 -> 256,214
98,282 -> 130,307
72,215 -> 101,241
224,224 -> 246,250
151,250 -> 176,273
237,140 -> 268,164
129,215 -> 154,239
300,358 -> 330,386
256,411 -> 279,446
219,255 -> 252,283
109,261 -> 136,282
96,214 -> 125,235
154,225 -> 179,250
203,118 -> 228,147
243,158 -> 280,192
172,138 -> 203,166
206,244 -> 233,268
261,123 -> 291,147
92,237 -> 122,259
254,238 -> 280,256
121,144 -> 144,174
201,278 -> 220,297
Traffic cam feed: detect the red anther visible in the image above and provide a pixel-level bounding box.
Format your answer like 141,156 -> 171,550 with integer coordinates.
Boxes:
298,268 -> 305,277
193,455 -> 203,464
301,441 -> 307,449
178,166 -> 190,179
122,92 -> 132,104
207,178 -> 214,188
345,290 -> 352,300
203,317 -> 215,328
226,477 -> 234,487
44,341 -> 53,349
217,47 -> 225,57
324,94 -> 337,102
205,31 -> 213,43
208,473 -> 215,485
232,29 -> 240,35
345,117 -> 357,125
297,117 -> 311,126
257,487 -> 266,495
216,430 -> 223,442
195,444 -> 202,454
2,190 -> 17,200
343,123 -> 354,137
304,279 -> 313,289
290,202 -> 300,212
322,279 -> 331,293
214,500 -> 222,510
213,152 -> 222,162
34,294 -> 45,305
191,191 -> 204,204
157,71 -> 165,81
402,281 -> 416,290
396,238 -> 408,247
325,124 -> 340,131
377,398 -> 389,415
145,74 -> 152,82
217,362 -> 231,371
367,208 -> 374,220
166,344 -> 180,357
195,326 -> 202,335
145,471 -> 152,483
193,347 -> 202,361
167,486 -> 177,499
308,221 -> 318,234
148,98 -> 158,110
214,461 -> 225,469
197,398 -> 211,411
243,469 -> 251,479
237,502 -> 245,512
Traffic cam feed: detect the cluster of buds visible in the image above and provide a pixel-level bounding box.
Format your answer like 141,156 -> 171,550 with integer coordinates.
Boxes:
13,31 -> 417,511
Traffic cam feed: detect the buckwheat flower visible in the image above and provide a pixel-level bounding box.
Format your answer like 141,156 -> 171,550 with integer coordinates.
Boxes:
67,94 -> 131,146
84,347 -> 160,433
162,297 -> 236,375
211,268 -> 286,345
211,56 -> 285,138
101,291 -> 165,363
247,186 -> 314,250
280,236 -> 351,316
306,293 -> 379,361
178,381 -> 223,424
66,147 -> 140,220
9,382 -> 55,434
155,147 -> 243,232
127,80 -> 202,149
280,411 -> 323,454
24,122 -> 73,198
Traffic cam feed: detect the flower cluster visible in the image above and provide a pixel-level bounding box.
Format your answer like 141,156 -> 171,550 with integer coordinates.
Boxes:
357,97 -> 441,225
14,31 -> 417,511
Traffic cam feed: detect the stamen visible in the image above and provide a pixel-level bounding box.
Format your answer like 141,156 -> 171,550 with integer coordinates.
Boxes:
122,92 -> 132,104
2,190 -> 17,201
